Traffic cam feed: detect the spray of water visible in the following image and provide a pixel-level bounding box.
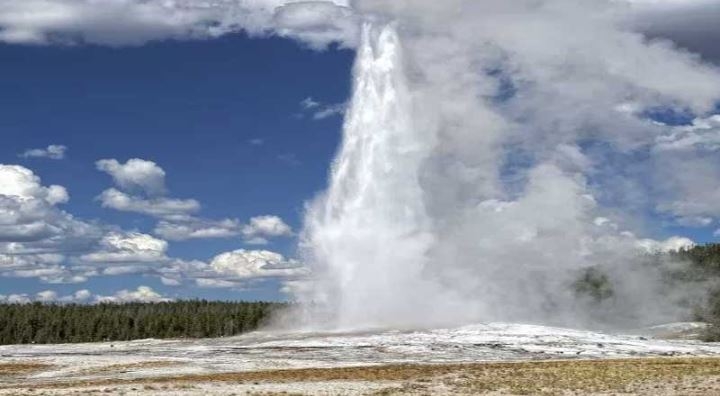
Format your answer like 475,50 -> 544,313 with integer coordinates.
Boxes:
301,24 -> 450,329
296,1 -> 720,331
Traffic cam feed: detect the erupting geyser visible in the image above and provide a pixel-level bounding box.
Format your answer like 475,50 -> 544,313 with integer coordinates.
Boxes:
301,24 -> 446,329
297,1 -> 720,332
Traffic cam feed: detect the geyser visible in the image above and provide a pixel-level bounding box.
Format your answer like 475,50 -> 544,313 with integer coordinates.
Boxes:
298,0 -> 720,331
301,23 -> 447,329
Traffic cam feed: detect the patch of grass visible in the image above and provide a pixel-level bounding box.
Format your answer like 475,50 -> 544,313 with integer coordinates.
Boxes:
0,362 -> 52,376
77,360 -> 183,376
5,357 -> 720,394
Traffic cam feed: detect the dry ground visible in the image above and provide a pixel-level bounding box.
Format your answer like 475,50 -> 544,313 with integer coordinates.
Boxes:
2,357 -> 720,395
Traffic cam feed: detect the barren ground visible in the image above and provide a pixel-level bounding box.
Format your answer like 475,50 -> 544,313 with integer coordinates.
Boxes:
2,322 -> 719,395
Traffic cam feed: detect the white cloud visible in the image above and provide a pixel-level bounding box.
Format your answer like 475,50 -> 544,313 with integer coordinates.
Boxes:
94,159 -> 290,246
101,265 -> 152,275
195,278 -> 241,288
160,276 -> 182,286
0,288 -> 91,304
98,188 -> 200,218
313,103 -> 346,119
0,253 -> 89,284
20,144 -> 67,160
156,258 -> 208,283
210,249 -> 305,279
96,158 -> 208,223
35,290 -> 58,302
0,0 -> 354,48
0,164 -> 68,204
300,96 -> 320,109
241,215 -> 293,244
299,96 -> 346,119
80,231 -> 168,264
0,164 -> 296,291
154,217 -> 241,240
95,286 -> 171,303
154,214 -> 293,243
0,285 -> 175,305
0,165 -> 101,266
0,0 -> 716,68
636,236 -> 696,253
0,293 -> 31,304
67,289 -> 92,302
273,1 -> 358,49
655,115 -> 720,152
97,158 -> 166,196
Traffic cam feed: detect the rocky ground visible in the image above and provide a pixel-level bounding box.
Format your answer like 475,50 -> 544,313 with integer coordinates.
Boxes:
1,322 -> 719,395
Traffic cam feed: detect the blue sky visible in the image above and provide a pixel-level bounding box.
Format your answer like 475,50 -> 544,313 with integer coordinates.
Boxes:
0,33 -> 354,302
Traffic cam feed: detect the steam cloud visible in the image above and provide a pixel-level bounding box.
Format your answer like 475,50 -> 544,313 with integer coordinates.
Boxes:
297,0 -> 720,331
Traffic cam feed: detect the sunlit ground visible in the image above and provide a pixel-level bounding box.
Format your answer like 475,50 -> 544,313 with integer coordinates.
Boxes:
2,358 -> 720,395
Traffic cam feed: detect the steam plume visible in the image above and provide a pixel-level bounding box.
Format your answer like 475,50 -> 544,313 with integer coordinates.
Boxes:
298,0 -> 720,330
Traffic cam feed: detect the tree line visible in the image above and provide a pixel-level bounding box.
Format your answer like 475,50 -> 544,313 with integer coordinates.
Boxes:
5,244 -> 720,345
573,243 -> 720,341
0,300 -> 285,345
671,244 -> 720,341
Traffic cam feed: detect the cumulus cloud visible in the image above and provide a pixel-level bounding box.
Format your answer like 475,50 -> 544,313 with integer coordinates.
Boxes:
0,164 -> 68,204
0,0 -> 717,65
0,166 -> 173,285
210,249 -> 305,279
156,258 -> 208,286
0,0 -> 354,48
156,249 -> 306,289
95,285 -> 171,303
96,158 -> 200,217
97,158 -> 167,196
0,287 -> 166,304
154,214 -> 293,243
241,215 -> 293,244
98,188 -> 200,217
95,159 -> 291,245
67,289 -> 93,302
0,165 -> 101,271
0,293 -> 31,304
154,217 -> 242,240
273,1 -> 358,49
1,287 -> 168,304
20,144 -> 67,160
0,163 -> 297,290
80,231 -> 168,264
636,236 -> 695,253
195,277 -> 242,288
